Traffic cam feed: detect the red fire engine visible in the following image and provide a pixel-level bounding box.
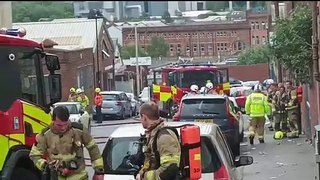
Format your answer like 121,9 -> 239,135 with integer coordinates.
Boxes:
0,28 -> 61,179
149,62 -> 230,116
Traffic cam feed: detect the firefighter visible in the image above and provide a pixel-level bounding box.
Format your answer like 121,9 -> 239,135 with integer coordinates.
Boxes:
68,87 -> 77,102
245,84 -> 270,145
189,84 -> 199,95
76,88 -> 89,111
29,106 -> 104,180
205,82 -> 218,94
285,80 -> 299,138
273,86 -> 289,133
267,83 -> 278,131
136,102 -> 181,180
94,87 -> 103,124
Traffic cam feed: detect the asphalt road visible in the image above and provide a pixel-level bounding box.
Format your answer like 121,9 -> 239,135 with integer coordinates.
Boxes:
85,117 -> 317,180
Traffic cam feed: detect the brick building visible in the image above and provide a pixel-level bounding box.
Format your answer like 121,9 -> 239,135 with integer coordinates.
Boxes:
122,21 -> 251,61
247,9 -> 271,48
13,18 -> 115,102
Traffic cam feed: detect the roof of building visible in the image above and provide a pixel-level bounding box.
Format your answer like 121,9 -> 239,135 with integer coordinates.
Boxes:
13,18 -> 104,51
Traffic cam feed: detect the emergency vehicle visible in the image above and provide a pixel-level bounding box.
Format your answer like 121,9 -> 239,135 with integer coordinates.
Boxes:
0,28 -> 62,180
150,62 -> 230,116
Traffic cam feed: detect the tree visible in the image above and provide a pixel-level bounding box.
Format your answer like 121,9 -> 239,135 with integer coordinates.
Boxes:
12,1 -> 74,22
162,11 -> 173,24
237,45 -> 274,65
146,37 -> 169,59
271,5 -> 312,84
118,45 -> 148,59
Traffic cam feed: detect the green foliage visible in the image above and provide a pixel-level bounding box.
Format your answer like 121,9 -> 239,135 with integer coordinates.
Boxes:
12,1 -> 74,22
119,45 -> 148,59
206,1 -> 229,12
146,37 -> 169,59
237,45 -> 274,65
271,5 -> 312,84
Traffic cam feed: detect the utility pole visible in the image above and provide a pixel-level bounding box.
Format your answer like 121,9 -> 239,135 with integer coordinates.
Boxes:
135,25 -> 140,96
273,1 -> 282,83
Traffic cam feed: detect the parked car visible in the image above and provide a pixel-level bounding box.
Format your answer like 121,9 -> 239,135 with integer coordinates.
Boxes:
53,102 -> 91,132
230,86 -> 253,111
93,91 -> 132,120
125,93 -> 140,116
93,122 -> 253,180
173,94 -> 243,157
139,87 -> 151,104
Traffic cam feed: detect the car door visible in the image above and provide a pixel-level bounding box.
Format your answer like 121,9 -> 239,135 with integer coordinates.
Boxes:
121,93 -> 131,116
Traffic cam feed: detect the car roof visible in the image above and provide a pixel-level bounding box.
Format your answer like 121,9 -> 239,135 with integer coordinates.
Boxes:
109,122 -> 219,138
54,102 -> 80,105
182,94 -> 226,100
100,91 -> 124,94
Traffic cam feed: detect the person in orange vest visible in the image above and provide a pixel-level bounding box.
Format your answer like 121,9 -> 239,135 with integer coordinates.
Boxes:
94,88 -> 103,124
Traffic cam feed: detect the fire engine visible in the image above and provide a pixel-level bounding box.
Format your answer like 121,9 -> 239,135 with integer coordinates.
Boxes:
150,61 -> 230,116
0,28 -> 61,179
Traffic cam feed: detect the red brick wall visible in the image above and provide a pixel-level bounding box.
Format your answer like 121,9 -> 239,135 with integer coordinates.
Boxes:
220,63 -> 269,82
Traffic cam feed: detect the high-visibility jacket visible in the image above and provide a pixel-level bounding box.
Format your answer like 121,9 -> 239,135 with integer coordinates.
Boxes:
77,95 -> 89,110
245,92 -> 270,118
286,89 -> 298,110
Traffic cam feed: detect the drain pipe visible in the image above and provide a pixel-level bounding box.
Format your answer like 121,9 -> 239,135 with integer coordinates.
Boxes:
312,1 -> 320,82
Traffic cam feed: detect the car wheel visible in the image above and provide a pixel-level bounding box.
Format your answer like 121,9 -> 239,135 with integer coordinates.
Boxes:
119,110 -> 125,120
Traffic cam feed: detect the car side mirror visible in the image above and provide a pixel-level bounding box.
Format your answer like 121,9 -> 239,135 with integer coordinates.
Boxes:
48,74 -> 62,105
235,156 -> 253,167
79,109 -> 84,115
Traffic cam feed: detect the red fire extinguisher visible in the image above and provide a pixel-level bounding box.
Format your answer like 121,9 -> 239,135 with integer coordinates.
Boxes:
297,85 -> 303,103
180,125 -> 202,180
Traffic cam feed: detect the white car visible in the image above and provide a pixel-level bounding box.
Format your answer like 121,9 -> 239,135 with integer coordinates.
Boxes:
53,102 -> 91,132
94,122 -> 253,180
125,93 -> 140,116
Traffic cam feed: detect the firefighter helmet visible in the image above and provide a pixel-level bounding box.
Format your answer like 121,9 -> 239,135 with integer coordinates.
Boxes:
206,82 -> 213,89
199,86 -> 206,94
190,85 -> 199,92
70,87 -> 76,93
95,88 -> 101,93
76,88 -> 83,94
274,131 -> 284,140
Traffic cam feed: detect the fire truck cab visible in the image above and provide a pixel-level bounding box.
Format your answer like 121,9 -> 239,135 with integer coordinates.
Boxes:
0,28 -> 62,180
150,62 -> 230,116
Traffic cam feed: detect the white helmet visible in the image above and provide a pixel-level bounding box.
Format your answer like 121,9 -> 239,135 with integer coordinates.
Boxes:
199,86 -> 206,94
253,84 -> 262,91
76,88 -> 83,94
190,84 -> 199,92
206,82 -> 213,89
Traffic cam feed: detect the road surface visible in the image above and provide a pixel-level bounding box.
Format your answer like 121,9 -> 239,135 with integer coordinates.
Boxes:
85,117 -> 317,180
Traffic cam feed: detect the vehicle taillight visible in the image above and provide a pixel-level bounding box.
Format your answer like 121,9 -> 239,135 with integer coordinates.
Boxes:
226,104 -> 237,127
116,101 -> 122,106
92,174 -> 104,180
214,164 -> 230,180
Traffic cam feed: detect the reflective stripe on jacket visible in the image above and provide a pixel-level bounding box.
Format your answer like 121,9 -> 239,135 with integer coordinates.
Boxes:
245,92 -> 270,118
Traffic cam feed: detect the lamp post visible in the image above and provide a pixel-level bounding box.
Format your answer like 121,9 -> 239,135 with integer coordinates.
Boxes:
134,25 -> 140,96
95,14 -> 100,88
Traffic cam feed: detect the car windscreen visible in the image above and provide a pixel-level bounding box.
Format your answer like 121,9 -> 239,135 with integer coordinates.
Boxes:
243,89 -> 252,96
180,98 -> 227,118
102,94 -> 120,101
102,136 -> 222,175
55,104 -> 78,114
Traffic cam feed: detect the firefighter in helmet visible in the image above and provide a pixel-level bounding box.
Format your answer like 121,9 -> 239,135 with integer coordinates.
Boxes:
189,84 -> 199,95
76,88 -> 89,111
205,82 -> 218,94
29,106 -> 104,179
68,87 -> 77,102
285,80 -> 299,138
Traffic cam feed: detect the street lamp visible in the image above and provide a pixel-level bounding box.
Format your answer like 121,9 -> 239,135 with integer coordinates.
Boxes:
134,25 -> 140,96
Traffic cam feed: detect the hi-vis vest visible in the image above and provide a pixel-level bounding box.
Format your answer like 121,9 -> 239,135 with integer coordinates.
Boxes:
245,92 -> 270,118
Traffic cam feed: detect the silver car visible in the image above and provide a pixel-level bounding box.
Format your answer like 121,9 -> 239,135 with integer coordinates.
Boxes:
99,91 -> 132,120
125,93 -> 140,116
94,122 -> 253,180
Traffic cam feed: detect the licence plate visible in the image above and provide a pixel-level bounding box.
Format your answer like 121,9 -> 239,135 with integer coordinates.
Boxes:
194,119 -> 214,123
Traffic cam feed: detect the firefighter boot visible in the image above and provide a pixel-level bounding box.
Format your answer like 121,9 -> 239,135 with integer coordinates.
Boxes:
259,138 -> 265,144
249,136 -> 254,145
274,122 -> 281,132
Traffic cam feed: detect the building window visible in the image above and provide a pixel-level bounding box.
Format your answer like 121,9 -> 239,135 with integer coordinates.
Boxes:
186,45 -> 190,54
177,44 -> 181,54
170,44 -> 174,52
208,43 -> 213,55
252,36 -> 255,45
216,32 -> 220,37
262,36 -> 266,44
79,2 -> 85,11
193,45 -> 197,52
251,22 -> 255,30
256,22 -> 259,30
262,21 -> 266,30
201,44 -> 205,52
256,36 -> 260,44
223,32 -> 227,37
224,43 -> 227,51
238,42 -> 245,51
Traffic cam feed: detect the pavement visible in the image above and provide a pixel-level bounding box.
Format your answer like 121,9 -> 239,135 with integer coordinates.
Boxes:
84,116 -> 317,180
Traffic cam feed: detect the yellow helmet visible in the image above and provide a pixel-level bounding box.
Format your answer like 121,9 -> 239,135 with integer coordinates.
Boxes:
70,87 -> 76,93
95,87 -> 101,93
274,131 -> 284,140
